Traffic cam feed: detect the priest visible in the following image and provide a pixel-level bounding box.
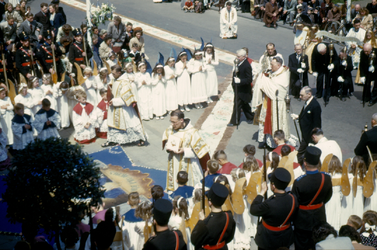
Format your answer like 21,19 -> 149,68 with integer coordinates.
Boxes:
163,109 -> 210,193
220,1 -> 238,39
103,65 -> 147,147
253,57 -> 290,148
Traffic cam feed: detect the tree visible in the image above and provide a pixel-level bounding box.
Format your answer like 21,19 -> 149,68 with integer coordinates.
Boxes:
3,138 -> 105,249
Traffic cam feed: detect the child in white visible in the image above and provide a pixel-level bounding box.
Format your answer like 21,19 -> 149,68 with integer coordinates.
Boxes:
27,76 -> 44,115
169,196 -> 192,250
175,51 -> 192,112
95,89 -> 108,139
135,62 -> 153,120
204,44 -> 219,103
164,57 -> 178,112
11,103 -> 34,150
72,90 -> 97,144
82,67 -> 100,106
33,98 -> 61,140
14,83 -> 36,118
53,81 -> 70,129
188,51 -> 207,109
41,74 -> 58,111
0,87 -> 14,145
151,64 -> 166,119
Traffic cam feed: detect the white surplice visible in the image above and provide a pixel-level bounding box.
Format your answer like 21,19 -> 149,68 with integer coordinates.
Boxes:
0,97 -> 14,145
41,84 -> 58,111
12,114 -> 34,150
32,109 -> 61,140
72,103 -> 97,142
53,82 -> 70,128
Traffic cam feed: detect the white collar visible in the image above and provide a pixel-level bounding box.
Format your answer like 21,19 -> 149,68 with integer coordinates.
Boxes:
305,96 -> 313,106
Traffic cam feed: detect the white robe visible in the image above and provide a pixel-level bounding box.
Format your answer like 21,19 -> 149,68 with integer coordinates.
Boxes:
151,73 -> 167,117
12,115 -> 34,150
219,7 -> 238,38
325,173 -> 343,231
0,97 -> 14,145
364,176 -> 377,212
135,72 -> 153,120
255,66 -> 290,144
188,59 -> 207,103
28,87 -> 44,115
14,93 -> 35,118
32,110 -> 61,140
164,65 -> 178,111
314,137 -> 343,164
72,103 -> 97,142
204,53 -> 219,97
53,82 -> 70,128
41,84 -> 58,111
82,76 -> 100,106
175,60 -> 192,106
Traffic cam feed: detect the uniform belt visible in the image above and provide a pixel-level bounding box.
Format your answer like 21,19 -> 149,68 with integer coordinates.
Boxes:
299,202 -> 323,210
0,69 -> 3,72
262,220 -> 290,232
202,241 -> 226,250
75,58 -> 84,61
22,62 -> 36,66
45,59 -> 59,63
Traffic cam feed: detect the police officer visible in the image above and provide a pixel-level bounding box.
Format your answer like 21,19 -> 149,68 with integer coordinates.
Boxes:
38,29 -> 63,80
142,199 -> 187,250
191,183 -> 236,250
15,32 -> 39,79
68,28 -> 92,83
250,168 -> 298,250
292,146 -> 333,250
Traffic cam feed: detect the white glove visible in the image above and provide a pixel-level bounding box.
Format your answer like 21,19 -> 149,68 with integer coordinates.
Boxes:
291,113 -> 299,120
342,60 -> 347,66
369,65 -> 375,73
360,77 -> 366,84
337,76 -> 344,82
234,77 -> 241,84
327,64 -> 334,71
301,62 -> 306,68
297,68 -> 304,73
313,72 -> 318,77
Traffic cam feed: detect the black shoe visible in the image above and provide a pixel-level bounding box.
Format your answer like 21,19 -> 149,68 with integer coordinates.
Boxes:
227,123 -> 234,127
368,101 -> 377,107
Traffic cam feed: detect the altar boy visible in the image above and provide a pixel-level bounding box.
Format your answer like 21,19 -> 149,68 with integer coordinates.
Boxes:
33,99 -> 61,140
12,103 -> 34,151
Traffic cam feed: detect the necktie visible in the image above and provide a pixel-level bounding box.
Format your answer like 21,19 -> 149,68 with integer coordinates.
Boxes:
297,54 -> 301,64
304,101 -> 308,109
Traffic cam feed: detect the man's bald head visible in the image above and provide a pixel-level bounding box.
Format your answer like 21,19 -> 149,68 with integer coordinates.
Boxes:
372,112 -> 377,126
355,4 -> 361,11
364,43 -> 373,55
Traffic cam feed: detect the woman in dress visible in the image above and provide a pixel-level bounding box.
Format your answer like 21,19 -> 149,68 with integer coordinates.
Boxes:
129,27 -> 146,58
204,43 -> 219,103
175,51 -> 192,112
164,57 -> 178,113
188,50 -> 207,109
151,64 -> 166,120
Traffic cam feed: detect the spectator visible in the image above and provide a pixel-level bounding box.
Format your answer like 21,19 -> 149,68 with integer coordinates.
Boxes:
122,22 -> 133,50
4,3 -> 23,28
282,0 -> 297,24
320,0 -> 333,28
17,13 -> 44,48
48,3 -> 65,36
364,29 -> 377,48
312,222 -> 354,249
351,4 -> 361,20
129,27 -> 145,55
34,3 -> 51,32
254,0 -> 267,19
19,0 -> 27,20
56,24 -> 73,43
107,16 -> 126,48
354,7 -> 374,30
51,0 -> 67,24
354,112 -> 377,165
213,150 -> 237,174
339,225 -> 375,250
0,15 -> 17,51
311,127 -> 343,164
99,35 -> 113,63
264,0 -> 280,28
367,0 -> 377,15
308,0 -> 321,23
183,0 -> 195,12
0,0 -> 5,23
327,5 -> 341,33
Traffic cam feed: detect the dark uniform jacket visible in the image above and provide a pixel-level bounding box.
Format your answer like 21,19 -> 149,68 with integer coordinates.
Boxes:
232,59 -> 252,103
298,97 -> 322,144
292,170 -> 332,230
37,41 -> 63,73
355,126 -> 377,165
68,40 -> 92,67
250,193 -> 298,250
16,46 -> 38,77
337,55 -> 353,83
142,229 -> 187,250
288,53 -> 309,92
191,211 -> 236,250
0,49 -> 14,82
360,48 -> 377,82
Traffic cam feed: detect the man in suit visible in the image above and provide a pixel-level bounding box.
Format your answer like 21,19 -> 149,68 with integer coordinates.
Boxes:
336,48 -> 354,100
288,44 -> 308,99
0,15 -> 17,51
34,3 -> 51,33
355,112 -> 377,166
360,43 -> 377,107
122,22 -> 133,50
291,86 -> 322,165
228,48 -> 254,126
292,146 -> 333,250
250,168 -> 298,250
312,43 -> 339,106
107,16 -> 126,46
17,13 -> 44,48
